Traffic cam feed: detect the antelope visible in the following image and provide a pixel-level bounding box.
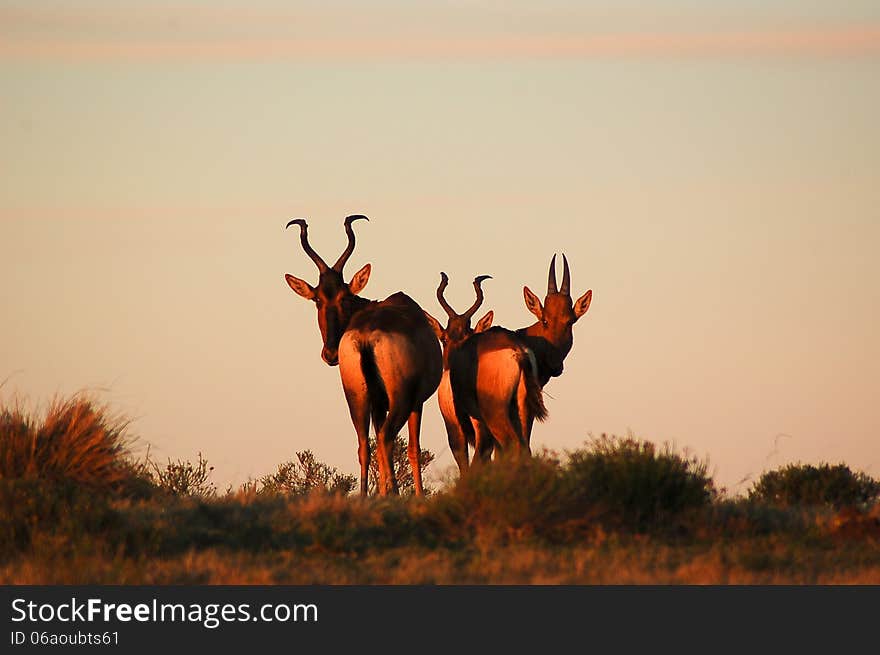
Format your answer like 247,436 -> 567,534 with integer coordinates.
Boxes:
283,215 -> 442,496
513,254 -> 592,445
424,273 -> 547,472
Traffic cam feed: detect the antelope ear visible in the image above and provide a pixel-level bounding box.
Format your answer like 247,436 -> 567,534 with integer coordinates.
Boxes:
523,286 -> 543,321
423,311 -> 444,340
285,274 -> 316,300
573,289 -> 592,320
348,263 -> 371,294
474,310 -> 494,333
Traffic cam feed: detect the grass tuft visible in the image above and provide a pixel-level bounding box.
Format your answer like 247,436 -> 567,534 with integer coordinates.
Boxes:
0,393 -> 131,488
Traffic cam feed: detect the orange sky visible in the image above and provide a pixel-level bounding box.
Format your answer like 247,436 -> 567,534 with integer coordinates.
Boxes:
3,4 -> 880,60
2,1 -> 879,493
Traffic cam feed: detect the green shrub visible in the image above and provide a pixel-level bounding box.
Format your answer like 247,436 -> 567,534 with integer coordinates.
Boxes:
749,463 -> 880,509
0,394 -> 130,489
563,434 -> 715,530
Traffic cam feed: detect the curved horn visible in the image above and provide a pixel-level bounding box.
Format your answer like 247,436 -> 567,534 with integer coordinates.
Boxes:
436,272 -> 455,319
333,214 -> 369,272
286,218 -> 328,273
560,253 -> 571,296
547,254 -> 558,294
463,275 -> 492,320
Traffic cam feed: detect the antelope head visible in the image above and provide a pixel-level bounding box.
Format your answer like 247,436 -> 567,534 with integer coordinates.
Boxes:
522,254 -> 592,357
284,215 -> 371,366
424,273 -> 494,367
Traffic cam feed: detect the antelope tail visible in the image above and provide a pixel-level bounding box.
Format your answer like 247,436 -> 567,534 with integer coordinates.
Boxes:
520,348 -> 548,422
358,343 -> 389,422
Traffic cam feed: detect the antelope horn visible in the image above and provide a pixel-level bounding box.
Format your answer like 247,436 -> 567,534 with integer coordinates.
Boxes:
560,253 -> 571,296
464,275 -> 492,320
436,272 -> 455,319
333,214 -> 369,272
286,218 -> 328,273
547,254 -> 558,294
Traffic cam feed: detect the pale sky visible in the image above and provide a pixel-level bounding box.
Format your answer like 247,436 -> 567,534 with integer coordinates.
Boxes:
2,1 -> 879,493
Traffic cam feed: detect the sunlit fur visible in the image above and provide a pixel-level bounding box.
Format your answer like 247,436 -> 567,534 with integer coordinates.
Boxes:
284,217 -> 441,496
425,274 -> 546,472
513,254 -> 593,446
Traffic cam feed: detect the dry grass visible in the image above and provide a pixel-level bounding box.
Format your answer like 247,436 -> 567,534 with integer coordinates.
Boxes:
2,484 -> 878,584
0,393 -> 131,488
2,392 -> 879,585
4,538 -> 880,585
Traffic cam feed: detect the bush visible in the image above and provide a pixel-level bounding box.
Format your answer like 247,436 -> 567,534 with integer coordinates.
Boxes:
563,434 -> 715,530
114,453 -> 162,500
443,454 -> 570,541
749,463 -> 880,509
258,450 -> 356,496
149,452 -> 216,498
0,478 -> 119,558
0,394 -> 130,489
432,436 -> 717,541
